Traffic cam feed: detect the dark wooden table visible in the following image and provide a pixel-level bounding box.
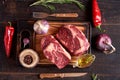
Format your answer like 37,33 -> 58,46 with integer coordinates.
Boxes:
0,0 -> 120,80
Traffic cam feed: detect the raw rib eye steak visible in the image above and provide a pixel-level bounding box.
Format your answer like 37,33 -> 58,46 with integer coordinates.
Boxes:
56,24 -> 90,56
41,35 -> 71,69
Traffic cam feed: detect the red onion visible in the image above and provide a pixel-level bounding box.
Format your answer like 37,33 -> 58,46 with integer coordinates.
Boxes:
96,34 -> 116,54
23,38 -> 30,48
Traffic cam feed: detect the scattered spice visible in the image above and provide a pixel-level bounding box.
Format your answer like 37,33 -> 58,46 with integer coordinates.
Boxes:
24,55 -> 33,65
19,49 -> 39,68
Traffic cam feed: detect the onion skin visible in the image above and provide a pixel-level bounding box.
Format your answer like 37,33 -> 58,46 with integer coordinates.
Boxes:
96,34 -> 116,54
23,38 -> 30,48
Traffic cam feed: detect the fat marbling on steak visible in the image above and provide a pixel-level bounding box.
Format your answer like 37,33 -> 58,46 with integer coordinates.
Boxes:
56,24 -> 90,56
41,35 -> 71,69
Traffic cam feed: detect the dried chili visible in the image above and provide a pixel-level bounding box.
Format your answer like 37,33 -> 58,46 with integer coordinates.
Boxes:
4,22 -> 14,57
92,0 -> 102,30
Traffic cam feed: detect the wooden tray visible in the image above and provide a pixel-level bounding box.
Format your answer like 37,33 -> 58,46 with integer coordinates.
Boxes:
16,21 -> 92,65
35,21 -> 92,65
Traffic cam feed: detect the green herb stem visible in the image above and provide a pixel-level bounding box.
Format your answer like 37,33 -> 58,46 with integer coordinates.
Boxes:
92,74 -> 100,80
30,0 -> 85,11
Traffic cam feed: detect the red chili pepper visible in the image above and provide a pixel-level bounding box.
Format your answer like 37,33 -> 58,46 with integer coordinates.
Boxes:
92,0 -> 102,30
4,22 -> 14,57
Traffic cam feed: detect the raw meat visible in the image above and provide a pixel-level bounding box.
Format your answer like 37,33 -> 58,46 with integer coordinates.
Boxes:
41,35 -> 71,69
56,24 -> 90,56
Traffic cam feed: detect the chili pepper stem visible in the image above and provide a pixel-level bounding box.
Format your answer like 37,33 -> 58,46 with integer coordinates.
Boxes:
96,25 -> 101,31
96,25 -> 106,32
8,22 -> 12,26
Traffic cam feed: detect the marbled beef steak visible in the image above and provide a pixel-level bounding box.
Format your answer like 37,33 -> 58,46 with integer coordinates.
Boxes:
41,35 -> 71,69
41,24 -> 90,69
56,24 -> 90,56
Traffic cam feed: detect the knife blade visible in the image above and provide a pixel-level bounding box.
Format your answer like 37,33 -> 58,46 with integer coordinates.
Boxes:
40,72 -> 87,79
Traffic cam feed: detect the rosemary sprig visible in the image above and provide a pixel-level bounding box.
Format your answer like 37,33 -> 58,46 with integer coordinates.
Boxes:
30,0 -> 85,11
92,74 -> 100,80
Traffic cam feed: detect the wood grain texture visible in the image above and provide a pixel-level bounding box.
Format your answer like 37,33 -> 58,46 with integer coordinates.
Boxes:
34,22 -> 88,64
0,0 -> 120,24
98,0 -> 120,25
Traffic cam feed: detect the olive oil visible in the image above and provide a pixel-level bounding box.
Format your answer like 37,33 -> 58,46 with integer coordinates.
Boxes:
74,54 -> 95,68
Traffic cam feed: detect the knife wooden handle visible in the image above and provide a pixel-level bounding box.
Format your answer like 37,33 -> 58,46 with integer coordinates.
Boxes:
51,13 -> 78,18
40,73 -> 64,79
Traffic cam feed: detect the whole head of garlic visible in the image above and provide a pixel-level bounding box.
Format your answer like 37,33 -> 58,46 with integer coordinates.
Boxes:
33,20 -> 50,34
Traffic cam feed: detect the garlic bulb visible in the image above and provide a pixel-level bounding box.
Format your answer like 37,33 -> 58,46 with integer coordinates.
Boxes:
33,20 -> 50,34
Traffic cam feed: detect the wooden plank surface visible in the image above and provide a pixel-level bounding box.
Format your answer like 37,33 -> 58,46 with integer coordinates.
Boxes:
0,0 -> 120,80
0,0 -> 120,24
34,22 -> 90,64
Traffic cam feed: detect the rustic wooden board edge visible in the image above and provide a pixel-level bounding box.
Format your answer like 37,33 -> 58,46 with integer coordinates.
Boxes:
35,21 -> 92,65
16,20 -> 92,67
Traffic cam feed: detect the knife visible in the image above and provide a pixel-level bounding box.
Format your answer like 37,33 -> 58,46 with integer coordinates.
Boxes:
40,72 -> 87,79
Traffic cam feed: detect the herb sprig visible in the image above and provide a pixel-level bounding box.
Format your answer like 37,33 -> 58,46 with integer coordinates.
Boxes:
30,0 -> 85,11
92,74 -> 100,80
